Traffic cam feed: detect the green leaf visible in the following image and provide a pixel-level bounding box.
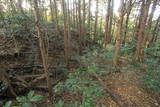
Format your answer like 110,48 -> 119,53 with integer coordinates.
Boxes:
30,95 -> 44,102
27,91 -> 35,99
22,103 -> 31,107
16,96 -> 28,103
3,101 -> 12,107
55,100 -> 64,107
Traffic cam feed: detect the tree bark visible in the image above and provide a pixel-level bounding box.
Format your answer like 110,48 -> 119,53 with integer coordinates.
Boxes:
109,0 -> 114,43
78,0 -> 83,54
72,0 -> 76,28
147,0 -> 158,46
88,0 -> 91,36
123,0 -> 134,45
94,0 -> 99,41
0,2 -> 4,18
33,0 -> 53,98
135,0 -> 151,62
61,0 -> 70,64
49,0 -> 54,22
113,0 -> 125,66
104,0 -> 112,45
151,15 -> 160,43
82,0 -> 86,45
49,0 -> 60,34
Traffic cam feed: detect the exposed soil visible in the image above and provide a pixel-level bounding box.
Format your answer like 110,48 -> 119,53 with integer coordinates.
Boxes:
100,71 -> 160,107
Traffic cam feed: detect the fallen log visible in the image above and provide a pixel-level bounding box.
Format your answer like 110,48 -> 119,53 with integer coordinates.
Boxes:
93,73 -> 128,107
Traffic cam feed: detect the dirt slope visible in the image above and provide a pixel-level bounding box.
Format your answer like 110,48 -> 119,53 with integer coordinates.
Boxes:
102,71 -> 159,107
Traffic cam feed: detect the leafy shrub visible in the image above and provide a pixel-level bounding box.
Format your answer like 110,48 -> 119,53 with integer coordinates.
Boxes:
3,91 -> 44,107
3,101 -> 12,107
138,44 -> 160,93
1,13 -> 34,38
54,66 -> 105,106
142,71 -> 160,93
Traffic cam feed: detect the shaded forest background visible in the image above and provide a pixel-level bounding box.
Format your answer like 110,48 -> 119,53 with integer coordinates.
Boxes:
0,0 -> 160,106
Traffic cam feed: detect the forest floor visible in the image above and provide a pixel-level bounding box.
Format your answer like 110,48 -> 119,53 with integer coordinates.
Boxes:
0,35 -> 160,107
100,71 -> 160,107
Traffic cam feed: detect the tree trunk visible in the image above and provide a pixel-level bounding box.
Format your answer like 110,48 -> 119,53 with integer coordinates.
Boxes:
72,0 -> 76,28
104,0 -> 112,45
49,0 -> 54,22
53,0 -> 59,33
33,0 -> 53,98
151,15 -> 160,43
0,2 -> 4,18
123,0 -> 133,45
135,0 -> 151,62
75,0 -> 79,30
113,0 -> 125,66
147,0 -> 158,46
94,0 -> 99,41
61,0 -> 70,64
78,0 -> 83,54
109,0 -> 114,43
82,0 -> 86,45
67,0 -> 71,62
87,0 -> 91,37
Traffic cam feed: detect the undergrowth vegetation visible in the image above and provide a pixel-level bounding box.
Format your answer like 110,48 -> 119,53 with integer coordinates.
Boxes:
2,40 -> 160,106
141,41 -> 160,93
1,0 -> 160,106
3,91 -> 44,107
54,53 -> 106,107
119,40 -> 160,93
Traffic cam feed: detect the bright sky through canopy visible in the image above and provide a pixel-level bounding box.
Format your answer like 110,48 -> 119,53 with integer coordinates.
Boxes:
21,0 -> 159,19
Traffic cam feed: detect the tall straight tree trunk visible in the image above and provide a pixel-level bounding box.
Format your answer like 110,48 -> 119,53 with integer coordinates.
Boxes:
71,0 -> 74,24
113,0 -> 125,66
82,0 -> 86,44
78,0 -> 83,54
123,12 -> 131,45
66,0 -> 71,61
33,0 -> 53,98
61,0 -> 70,64
67,0 -> 70,22
135,0 -> 151,62
88,0 -> 91,36
132,3 -> 141,38
75,0 -> 79,31
53,0 -> 59,33
94,0 -> 99,41
123,0 -> 133,45
104,0 -> 112,45
112,20 -> 115,43
72,0 -> 76,28
0,2 -> 4,18
147,0 -> 158,46
109,0 -> 114,43
49,0 -> 54,22
147,0 -> 157,31
38,0 -> 44,21
100,16 -> 103,34
151,15 -> 160,43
